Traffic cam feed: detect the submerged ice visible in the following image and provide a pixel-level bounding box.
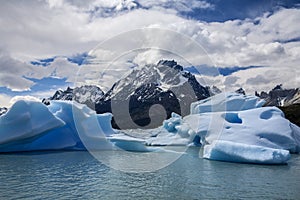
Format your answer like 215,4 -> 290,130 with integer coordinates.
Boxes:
0,92 -> 300,165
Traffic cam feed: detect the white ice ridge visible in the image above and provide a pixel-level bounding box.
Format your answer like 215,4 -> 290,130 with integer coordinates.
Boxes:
190,92 -> 265,114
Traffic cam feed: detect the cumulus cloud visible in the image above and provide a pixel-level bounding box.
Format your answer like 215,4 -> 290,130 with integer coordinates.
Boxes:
0,51 -> 36,91
0,0 -> 299,95
0,50 -> 79,91
246,75 -> 271,85
224,76 -> 239,86
138,0 -> 214,12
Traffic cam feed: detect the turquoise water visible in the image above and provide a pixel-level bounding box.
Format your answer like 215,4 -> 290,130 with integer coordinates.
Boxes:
1,148 -> 300,200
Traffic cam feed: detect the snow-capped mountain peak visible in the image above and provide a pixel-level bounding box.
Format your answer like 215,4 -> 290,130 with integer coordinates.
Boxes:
50,85 -> 104,108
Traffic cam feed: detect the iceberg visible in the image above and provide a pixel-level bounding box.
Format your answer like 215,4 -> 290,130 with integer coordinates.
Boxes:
0,100 -> 65,152
144,93 -> 300,164
184,107 -> 300,153
0,100 -> 115,152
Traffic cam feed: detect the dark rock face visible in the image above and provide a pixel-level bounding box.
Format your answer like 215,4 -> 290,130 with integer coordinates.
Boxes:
42,98 -> 50,106
235,88 -> 246,95
0,107 -> 7,116
256,84 -> 300,106
278,104 -> 300,127
51,87 -> 74,101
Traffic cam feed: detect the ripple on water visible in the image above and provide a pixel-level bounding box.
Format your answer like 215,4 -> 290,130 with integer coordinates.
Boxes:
0,149 -> 300,200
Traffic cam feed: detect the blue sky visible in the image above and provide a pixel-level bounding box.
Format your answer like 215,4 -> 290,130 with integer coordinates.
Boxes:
182,0 -> 300,22
0,0 -> 299,107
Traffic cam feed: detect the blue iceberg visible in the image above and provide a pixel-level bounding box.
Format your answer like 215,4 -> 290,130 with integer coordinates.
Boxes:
0,100 -> 114,152
146,93 -> 300,164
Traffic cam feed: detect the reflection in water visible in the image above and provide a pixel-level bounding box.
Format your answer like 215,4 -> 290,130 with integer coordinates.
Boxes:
0,148 -> 300,200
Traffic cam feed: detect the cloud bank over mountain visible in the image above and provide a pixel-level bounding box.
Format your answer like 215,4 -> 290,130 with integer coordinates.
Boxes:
0,0 -> 299,106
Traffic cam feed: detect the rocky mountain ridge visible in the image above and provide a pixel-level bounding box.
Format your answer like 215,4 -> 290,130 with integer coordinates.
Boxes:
255,84 -> 300,107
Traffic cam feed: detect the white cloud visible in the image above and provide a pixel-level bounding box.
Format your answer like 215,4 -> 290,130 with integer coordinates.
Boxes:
0,94 -> 12,108
0,1 -> 299,95
0,51 -> 36,91
9,95 -> 41,107
138,0 -> 214,12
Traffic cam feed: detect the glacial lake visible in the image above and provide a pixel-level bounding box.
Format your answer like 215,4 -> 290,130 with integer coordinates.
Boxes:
1,147 -> 300,200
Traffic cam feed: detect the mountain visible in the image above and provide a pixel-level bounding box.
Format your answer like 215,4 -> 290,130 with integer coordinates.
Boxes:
46,60 -> 212,129
255,84 -> 300,107
49,85 -> 104,109
95,60 -> 210,129
235,88 -> 246,95
0,107 -> 7,116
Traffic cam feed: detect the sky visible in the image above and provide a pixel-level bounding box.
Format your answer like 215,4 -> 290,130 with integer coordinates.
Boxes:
0,0 -> 300,107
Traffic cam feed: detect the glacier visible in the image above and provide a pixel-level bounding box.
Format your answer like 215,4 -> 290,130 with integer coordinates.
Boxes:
0,92 -> 300,165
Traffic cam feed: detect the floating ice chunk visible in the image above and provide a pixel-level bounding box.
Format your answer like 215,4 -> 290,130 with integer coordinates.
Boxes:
144,112 -> 194,146
203,140 -> 291,164
108,133 -> 154,152
190,92 -> 265,114
146,132 -> 190,146
163,112 -> 182,132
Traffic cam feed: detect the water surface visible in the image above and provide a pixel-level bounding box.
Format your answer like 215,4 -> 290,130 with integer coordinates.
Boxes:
1,148 -> 300,199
